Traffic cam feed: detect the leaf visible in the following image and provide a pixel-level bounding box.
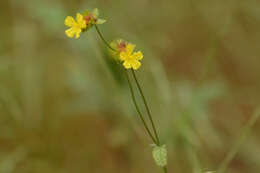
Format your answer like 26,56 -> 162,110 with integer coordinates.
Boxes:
152,145 -> 167,167
96,18 -> 106,24
92,8 -> 99,18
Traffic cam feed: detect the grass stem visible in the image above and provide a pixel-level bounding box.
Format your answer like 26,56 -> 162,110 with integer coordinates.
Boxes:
217,108 -> 260,173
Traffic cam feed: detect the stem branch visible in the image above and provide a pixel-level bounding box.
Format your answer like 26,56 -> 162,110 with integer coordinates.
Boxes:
94,24 -> 116,52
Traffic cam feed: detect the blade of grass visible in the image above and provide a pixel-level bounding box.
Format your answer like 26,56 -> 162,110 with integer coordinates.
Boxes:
217,107 -> 260,173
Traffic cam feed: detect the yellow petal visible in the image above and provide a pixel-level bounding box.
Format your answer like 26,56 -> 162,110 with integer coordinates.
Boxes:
133,51 -> 143,60
65,16 -> 76,27
76,13 -> 86,28
123,61 -> 132,69
119,52 -> 127,61
132,60 -> 141,70
76,13 -> 83,22
79,20 -> 87,29
126,44 -> 135,55
65,28 -> 75,38
75,28 -> 82,39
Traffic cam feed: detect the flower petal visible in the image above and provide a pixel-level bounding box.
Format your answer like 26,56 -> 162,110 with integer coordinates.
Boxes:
64,16 -> 76,27
132,60 -> 141,70
126,44 -> 135,55
65,28 -> 75,38
123,61 -> 132,69
79,20 -> 87,29
133,51 -> 143,60
120,52 -> 127,61
76,13 -> 83,23
76,13 -> 86,28
74,28 -> 82,39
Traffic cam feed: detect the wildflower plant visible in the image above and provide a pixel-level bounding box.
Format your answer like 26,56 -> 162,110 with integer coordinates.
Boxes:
64,8 -> 167,172
64,7 -> 260,173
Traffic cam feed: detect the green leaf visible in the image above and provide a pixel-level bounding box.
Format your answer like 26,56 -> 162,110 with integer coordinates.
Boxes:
96,18 -> 106,24
92,8 -> 99,18
152,145 -> 167,167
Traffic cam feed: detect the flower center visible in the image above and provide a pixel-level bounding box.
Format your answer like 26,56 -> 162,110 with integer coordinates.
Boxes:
84,16 -> 91,25
84,13 -> 97,26
118,42 -> 126,52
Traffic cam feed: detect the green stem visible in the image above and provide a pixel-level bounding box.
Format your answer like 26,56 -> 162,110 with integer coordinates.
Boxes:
127,70 -> 167,173
94,24 -> 116,52
131,69 -> 167,173
94,24 -> 157,143
163,166 -> 168,173
217,108 -> 260,173
131,69 -> 160,145
124,70 -> 157,143
93,25 -> 167,173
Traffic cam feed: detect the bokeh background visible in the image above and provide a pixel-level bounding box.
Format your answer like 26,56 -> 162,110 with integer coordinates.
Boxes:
1,0 -> 260,172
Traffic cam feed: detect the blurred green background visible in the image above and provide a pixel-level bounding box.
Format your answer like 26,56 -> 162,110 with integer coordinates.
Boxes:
1,0 -> 260,172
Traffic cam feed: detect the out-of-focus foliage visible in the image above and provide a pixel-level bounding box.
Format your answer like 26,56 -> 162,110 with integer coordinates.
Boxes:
1,0 -> 260,173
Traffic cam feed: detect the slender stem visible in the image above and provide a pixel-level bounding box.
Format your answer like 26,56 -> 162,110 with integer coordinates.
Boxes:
126,70 -> 168,173
131,69 -> 160,145
93,25 -> 167,173
94,24 -> 156,142
163,166 -> 168,173
124,70 -> 157,143
131,69 -> 167,173
217,108 -> 260,173
94,24 -> 116,52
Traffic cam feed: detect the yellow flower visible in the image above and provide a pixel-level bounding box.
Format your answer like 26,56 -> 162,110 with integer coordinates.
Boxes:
64,9 -> 106,39
64,13 -> 86,39
109,39 -> 126,61
119,43 -> 143,70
